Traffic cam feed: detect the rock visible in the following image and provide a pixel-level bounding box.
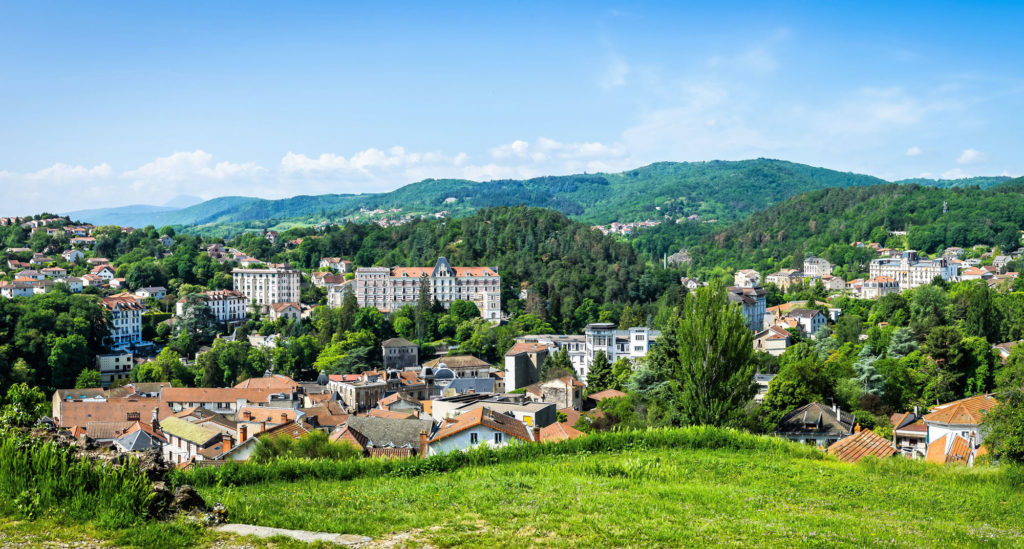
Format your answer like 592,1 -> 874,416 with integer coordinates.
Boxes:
171,484 -> 207,513
149,481 -> 174,518
202,502 -> 229,526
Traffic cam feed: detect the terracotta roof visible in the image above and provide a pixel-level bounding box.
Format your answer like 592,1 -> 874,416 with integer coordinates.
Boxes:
367,447 -> 414,459
124,420 -> 167,443
423,355 -> 490,369
587,389 -> 627,402
368,409 -> 417,420
431,407 -> 532,443
160,387 -> 280,405
923,394 -> 997,426
84,421 -> 136,440
101,293 -> 144,311
539,422 -> 585,442
234,374 -> 300,392
270,302 -> 301,313
236,406 -> 299,423
946,435 -> 972,464
827,429 -> 896,463
925,435 -> 949,464
382,337 -> 416,348
57,399 -> 161,428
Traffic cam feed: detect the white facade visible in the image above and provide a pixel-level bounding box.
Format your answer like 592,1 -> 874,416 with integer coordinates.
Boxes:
102,294 -> 144,351
426,425 -> 523,456
869,251 -> 958,291
803,257 -> 833,278
232,265 -> 301,306
354,257 -> 501,321
96,352 -> 134,388
176,290 -> 247,324
733,269 -> 761,288
513,323 -> 657,383
728,286 -> 767,332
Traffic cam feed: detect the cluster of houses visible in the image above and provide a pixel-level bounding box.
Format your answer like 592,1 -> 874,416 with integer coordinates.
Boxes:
591,220 -> 662,236
773,394 -> 997,466
50,334 -> 646,465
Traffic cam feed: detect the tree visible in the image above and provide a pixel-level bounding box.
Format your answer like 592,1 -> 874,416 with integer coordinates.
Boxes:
586,351 -> 613,393
74,369 -> 102,388
983,389 -> 1024,464
48,334 -> 91,389
611,357 -> 633,391
834,314 -> 863,345
659,283 -> 757,427
0,383 -> 48,428
540,347 -> 573,380
175,293 -> 219,349
886,327 -> 918,359
854,345 -> 884,396
996,344 -> 1024,391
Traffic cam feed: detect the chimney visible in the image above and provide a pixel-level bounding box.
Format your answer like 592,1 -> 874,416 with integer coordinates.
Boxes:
151,407 -> 160,430
281,412 -> 288,423
913,405 -> 919,417
261,421 -> 267,433
532,426 -> 541,443
854,423 -> 861,433
222,436 -> 232,453
419,430 -> 428,458
835,405 -> 841,421
239,424 -> 248,442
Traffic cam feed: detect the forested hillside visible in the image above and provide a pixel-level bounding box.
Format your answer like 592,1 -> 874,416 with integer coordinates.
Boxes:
638,178 -> 1024,278
68,159 -> 900,233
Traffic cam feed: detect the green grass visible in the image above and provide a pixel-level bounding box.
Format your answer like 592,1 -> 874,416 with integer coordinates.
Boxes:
199,444 -> 1024,548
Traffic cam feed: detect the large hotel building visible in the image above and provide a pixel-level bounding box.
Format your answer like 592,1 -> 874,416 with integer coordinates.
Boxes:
354,257 -> 500,321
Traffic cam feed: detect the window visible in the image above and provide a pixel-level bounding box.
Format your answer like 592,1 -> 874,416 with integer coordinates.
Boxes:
494,432 -> 503,444
470,432 -> 478,444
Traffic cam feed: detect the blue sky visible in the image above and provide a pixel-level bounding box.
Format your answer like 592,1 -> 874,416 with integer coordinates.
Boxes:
2,1 -> 1023,213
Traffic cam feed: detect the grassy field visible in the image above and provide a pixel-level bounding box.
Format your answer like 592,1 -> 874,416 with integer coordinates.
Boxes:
199,445 -> 1024,548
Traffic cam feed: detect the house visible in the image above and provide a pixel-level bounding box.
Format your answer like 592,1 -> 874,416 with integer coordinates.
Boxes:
160,387 -> 295,415
503,342 -> 553,391
860,276 -> 900,299
509,323 -> 658,383
431,394 -> 556,428
423,354 -> 492,378
993,341 -> 1020,362
311,271 -> 346,288
235,373 -> 301,393
70,236 -> 96,248
319,257 -> 353,273
585,388 -> 627,409
891,409 -> 927,459
110,277 -> 127,289
803,257 -> 833,278
61,277 -> 83,293
158,416 -> 226,465
943,247 -> 965,259
91,264 -> 116,281
235,406 -> 302,431
827,428 -> 897,463
727,286 -> 767,333
922,394 -> 997,465
784,309 -> 828,339
679,277 -> 702,291
269,302 -> 301,322
41,267 -> 67,278
218,421 -> 313,462
426,407 -> 534,456
753,326 -> 791,357
95,352 -> 134,388
765,269 -> 804,292
382,337 -> 419,370
819,274 -> 847,292
961,267 -> 993,281
774,402 -> 855,448
330,416 -> 434,458
523,376 -> 585,411
135,286 -> 167,300
993,255 -> 1012,270
733,269 -> 761,288
16,269 -> 45,281
538,421 -> 586,442
159,235 -> 174,248
81,274 -> 104,287
113,422 -> 167,453
329,373 -> 387,413
753,373 -> 775,404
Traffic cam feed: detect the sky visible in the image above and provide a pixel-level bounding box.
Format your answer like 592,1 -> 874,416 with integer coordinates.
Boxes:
1,1 -> 1023,214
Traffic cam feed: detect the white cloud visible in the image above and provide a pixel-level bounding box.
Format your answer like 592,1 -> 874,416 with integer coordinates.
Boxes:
957,148 -> 985,164
122,150 -> 265,183
942,168 -> 969,179
906,146 -> 922,156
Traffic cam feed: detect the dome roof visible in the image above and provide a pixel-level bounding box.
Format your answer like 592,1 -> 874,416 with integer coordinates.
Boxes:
316,370 -> 329,386
433,367 -> 455,380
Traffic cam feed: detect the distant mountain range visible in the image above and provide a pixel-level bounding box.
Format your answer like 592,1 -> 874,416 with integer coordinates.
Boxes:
63,160 -> 1013,232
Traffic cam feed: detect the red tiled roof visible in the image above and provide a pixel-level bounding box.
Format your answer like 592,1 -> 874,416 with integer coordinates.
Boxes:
925,435 -> 949,464
539,422 -> 585,442
367,409 -> 417,420
57,399 -> 161,428
161,387 -> 279,405
236,406 -> 298,423
827,429 -> 896,463
234,374 -> 299,392
587,389 -> 627,401
923,394 -> 997,426
431,407 -> 532,443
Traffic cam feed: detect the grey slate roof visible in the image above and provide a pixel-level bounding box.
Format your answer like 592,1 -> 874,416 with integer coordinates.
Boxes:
344,416 -> 434,448
775,402 -> 855,437
114,430 -> 162,452
439,378 -> 495,395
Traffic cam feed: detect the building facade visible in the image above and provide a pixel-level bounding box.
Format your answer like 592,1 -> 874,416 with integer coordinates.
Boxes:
510,323 -> 657,383
803,257 -> 833,278
869,250 -> 958,291
727,286 -> 767,332
353,257 -> 501,321
101,293 -> 145,351
176,290 -> 247,324
96,352 -> 134,388
232,265 -> 301,307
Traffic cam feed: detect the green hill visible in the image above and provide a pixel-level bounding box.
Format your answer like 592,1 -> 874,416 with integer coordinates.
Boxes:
659,177 -> 1024,276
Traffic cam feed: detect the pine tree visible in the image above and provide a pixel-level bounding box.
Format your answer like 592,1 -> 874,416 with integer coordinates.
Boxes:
854,345 -> 884,396
587,351 -> 613,393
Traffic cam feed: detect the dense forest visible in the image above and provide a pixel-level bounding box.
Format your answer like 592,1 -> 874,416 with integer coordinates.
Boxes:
630,179 -> 1024,280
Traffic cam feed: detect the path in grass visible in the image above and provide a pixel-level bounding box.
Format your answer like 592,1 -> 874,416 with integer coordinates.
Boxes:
199,448 -> 1024,548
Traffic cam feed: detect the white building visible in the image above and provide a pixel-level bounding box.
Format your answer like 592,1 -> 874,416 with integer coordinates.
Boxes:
176,289 -> 247,324
135,286 -> 167,300
232,264 -> 301,307
354,257 -> 501,321
319,257 -> 353,273
803,257 -> 833,278
869,250 -> 958,291
727,286 -> 767,332
733,269 -> 761,288
922,394 -> 997,466
509,323 -> 657,383
860,276 -> 900,299
101,293 -> 145,351
426,406 -> 535,456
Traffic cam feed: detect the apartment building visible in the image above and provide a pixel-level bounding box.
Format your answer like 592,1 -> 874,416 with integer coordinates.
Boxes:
101,293 -> 145,351
175,289 -> 247,324
232,264 -> 301,307
727,286 -> 767,332
803,256 -> 833,278
509,323 -> 657,384
353,257 -> 501,321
